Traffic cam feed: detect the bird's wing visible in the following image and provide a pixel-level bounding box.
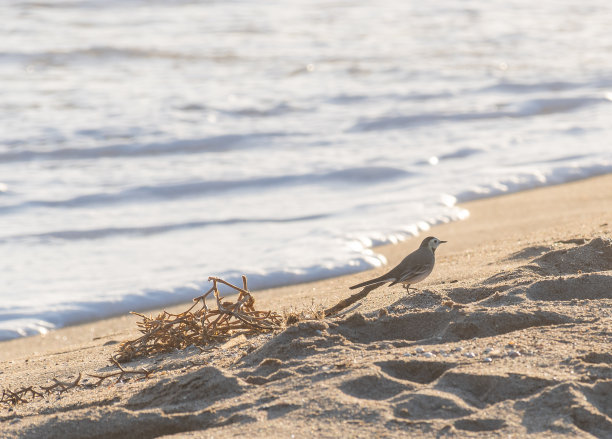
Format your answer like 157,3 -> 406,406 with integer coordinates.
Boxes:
397,263 -> 432,283
386,246 -> 434,285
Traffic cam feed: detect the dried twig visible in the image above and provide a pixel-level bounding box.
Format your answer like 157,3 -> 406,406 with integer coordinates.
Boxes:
39,372 -> 82,393
86,359 -> 153,386
324,284 -> 379,317
1,362 -> 155,408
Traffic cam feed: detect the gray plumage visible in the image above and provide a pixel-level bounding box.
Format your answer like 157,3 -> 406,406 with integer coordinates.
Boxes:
350,236 -> 446,291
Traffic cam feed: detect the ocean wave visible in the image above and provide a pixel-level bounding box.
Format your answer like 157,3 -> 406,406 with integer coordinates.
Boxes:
439,146 -> 484,160
326,91 -> 453,105
479,80 -> 584,94
414,146 -> 485,165
0,166 -> 413,212
3,214 -> 329,242
350,96 -> 610,132
478,78 -> 612,94
0,133 -> 288,163
454,162 -> 612,203
514,97 -> 606,116
231,102 -> 313,117
513,154 -> 590,167
0,46 -> 242,65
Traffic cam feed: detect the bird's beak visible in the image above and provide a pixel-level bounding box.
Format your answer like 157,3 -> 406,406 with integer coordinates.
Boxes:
440,240 -> 448,243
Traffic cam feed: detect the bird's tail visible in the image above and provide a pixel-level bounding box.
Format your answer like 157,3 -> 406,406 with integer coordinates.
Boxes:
349,274 -> 391,290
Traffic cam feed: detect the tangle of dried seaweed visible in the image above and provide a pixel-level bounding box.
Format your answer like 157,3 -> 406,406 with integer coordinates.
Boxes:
113,275 -> 283,363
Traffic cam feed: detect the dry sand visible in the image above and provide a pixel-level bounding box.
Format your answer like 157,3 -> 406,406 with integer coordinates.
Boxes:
1,174 -> 611,438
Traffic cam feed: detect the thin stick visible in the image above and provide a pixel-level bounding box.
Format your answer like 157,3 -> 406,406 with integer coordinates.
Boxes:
208,276 -> 250,295
324,284 -> 379,317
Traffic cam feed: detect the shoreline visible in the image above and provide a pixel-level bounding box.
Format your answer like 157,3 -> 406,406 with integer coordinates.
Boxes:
2,173 -> 611,361
2,173 -> 611,438
1,169 -> 609,346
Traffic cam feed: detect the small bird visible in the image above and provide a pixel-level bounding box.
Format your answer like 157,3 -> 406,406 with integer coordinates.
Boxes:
350,236 -> 446,292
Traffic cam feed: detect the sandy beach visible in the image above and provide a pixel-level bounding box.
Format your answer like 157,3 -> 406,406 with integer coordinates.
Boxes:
2,174 -> 611,438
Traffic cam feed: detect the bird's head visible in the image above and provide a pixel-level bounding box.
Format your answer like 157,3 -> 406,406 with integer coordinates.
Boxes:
421,236 -> 447,252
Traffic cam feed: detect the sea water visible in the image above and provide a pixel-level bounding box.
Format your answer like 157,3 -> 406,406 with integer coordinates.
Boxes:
1,0 -> 611,339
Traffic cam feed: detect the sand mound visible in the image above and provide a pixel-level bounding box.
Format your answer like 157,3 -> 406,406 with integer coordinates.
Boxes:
458,237 -> 612,306
531,237 -> 612,275
125,366 -> 245,412
2,237 -> 611,438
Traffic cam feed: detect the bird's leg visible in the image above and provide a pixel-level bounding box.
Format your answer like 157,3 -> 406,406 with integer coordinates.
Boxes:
403,284 -> 412,292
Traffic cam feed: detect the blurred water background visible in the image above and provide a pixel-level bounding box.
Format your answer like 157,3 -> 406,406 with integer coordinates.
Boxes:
1,0 -> 611,339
